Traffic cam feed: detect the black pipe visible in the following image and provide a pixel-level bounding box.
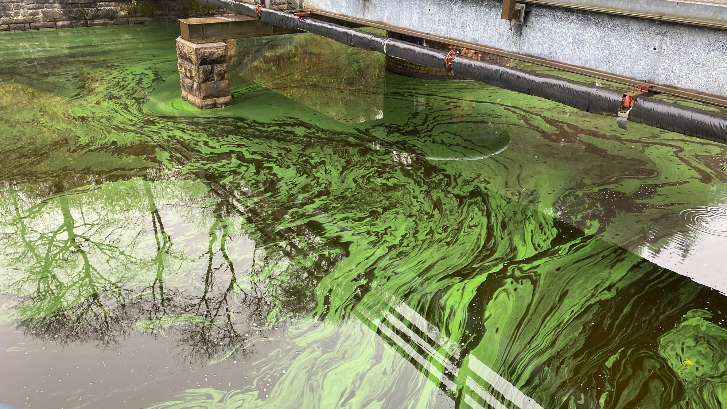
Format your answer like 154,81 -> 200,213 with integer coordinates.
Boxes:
630,99 -> 727,143
194,0 -> 727,143
451,57 -> 622,115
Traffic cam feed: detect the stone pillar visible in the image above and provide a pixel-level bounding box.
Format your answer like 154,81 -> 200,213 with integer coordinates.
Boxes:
176,37 -> 232,109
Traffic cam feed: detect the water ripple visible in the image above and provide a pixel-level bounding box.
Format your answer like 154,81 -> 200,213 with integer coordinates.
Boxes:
681,206 -> 727,236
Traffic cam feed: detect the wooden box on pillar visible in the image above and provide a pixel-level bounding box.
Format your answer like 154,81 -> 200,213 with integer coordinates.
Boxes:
176,37 -> 232,109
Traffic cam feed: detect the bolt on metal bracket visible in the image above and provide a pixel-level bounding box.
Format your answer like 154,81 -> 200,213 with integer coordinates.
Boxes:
512,3 -> 526,25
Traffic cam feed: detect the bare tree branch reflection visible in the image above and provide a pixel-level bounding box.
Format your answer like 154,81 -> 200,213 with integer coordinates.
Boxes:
2,175 -> 342,364
14,190 -> 136,346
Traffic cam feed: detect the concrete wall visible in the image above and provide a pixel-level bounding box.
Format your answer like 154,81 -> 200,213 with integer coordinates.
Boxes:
528,0 -> 727,28
0,0 -> 222,31
306,0 -> 727,97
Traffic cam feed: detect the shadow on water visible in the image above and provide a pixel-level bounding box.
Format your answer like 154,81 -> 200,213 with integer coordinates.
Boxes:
1,23 -> 727,409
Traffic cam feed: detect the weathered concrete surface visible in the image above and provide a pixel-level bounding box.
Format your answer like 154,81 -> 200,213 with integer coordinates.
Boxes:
527,0 -> 727,27
176,37 -> 232,109
306,0 -> 727,97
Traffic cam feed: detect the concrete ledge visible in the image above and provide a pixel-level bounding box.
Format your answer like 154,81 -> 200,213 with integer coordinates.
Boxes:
29,22 -> 56,29
57,20 -> 88,29
7,23 -> 30,31
129,17 -> 155,24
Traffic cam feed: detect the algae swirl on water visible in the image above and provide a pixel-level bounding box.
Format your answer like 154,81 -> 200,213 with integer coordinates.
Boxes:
1,23 -> 727,409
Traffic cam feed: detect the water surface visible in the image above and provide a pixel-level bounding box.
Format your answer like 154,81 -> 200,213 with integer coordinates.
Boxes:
1,23 -> 727,409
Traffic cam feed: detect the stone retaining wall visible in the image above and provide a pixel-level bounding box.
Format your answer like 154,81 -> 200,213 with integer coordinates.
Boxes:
0,0 -> 224,31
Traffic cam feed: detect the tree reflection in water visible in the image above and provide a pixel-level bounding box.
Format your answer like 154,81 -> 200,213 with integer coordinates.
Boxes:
0,170 -> 341,365
9,181 -> 136,347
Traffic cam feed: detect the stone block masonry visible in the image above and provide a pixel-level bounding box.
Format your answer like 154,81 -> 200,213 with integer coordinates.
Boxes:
0,0 -> 224,31
176,36 -> 231,109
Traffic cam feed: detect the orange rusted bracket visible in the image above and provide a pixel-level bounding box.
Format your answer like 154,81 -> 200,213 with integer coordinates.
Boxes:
445,49 -> 460,68
255,3 -> 265,17
294,11 -> 314,19
617,83 -> 654,130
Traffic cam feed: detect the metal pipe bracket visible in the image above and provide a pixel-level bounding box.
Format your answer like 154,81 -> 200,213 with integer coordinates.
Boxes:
617,83 -> 654,130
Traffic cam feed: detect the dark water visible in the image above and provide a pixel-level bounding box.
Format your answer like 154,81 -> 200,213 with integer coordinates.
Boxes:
1,23 -> 727,409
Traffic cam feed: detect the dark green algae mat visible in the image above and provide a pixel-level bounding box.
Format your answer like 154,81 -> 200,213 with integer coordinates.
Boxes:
2,23 -> 727,409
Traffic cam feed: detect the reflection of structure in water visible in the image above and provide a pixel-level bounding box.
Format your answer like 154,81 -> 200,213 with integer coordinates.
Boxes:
359,291 -> 544,409
235,34 -> 386,125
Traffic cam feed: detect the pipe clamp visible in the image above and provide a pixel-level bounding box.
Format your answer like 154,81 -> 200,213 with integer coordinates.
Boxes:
617,83 -> 653,130
445,49 -> 460,68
